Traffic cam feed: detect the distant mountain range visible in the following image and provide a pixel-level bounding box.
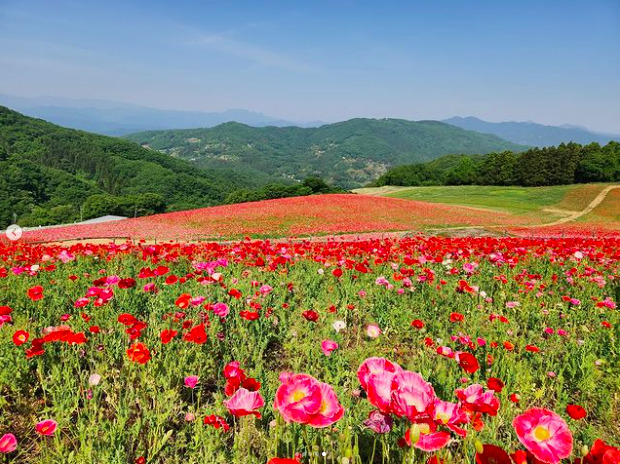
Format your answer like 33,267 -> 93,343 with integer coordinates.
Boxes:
443,116 -> 620,147
2,94 -> 618,147
125,118 -> 525,188
0,94 -> 322,135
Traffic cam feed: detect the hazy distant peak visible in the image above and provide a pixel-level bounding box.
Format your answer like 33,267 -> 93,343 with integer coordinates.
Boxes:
443,116 -> 620,146
0,94 -> 324,135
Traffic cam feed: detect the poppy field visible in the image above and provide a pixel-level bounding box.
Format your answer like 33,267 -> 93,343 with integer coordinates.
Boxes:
19,194 -> 526,243
0,236 -> 619,464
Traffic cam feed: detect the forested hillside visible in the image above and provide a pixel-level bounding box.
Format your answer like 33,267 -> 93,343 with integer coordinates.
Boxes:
125,118 -> 525,188
0,106 -> 271,228
373,142 -> 620,187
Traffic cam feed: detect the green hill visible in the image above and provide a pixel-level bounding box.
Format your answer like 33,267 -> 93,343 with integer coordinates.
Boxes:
0,106 -> 271,228
125,118 -> 526,188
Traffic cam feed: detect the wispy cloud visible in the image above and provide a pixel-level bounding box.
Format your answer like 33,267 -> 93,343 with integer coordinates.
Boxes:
188,33 -> 321,75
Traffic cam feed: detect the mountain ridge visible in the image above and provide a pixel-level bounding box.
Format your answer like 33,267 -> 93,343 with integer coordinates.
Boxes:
443,116 -> 620,146
125,117 -> 526,188
0,94 -> 322,135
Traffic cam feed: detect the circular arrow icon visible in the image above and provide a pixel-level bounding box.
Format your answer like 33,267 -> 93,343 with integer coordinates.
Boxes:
6,224 -> 23,241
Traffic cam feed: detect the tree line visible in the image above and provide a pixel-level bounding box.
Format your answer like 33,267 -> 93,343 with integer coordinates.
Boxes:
373,142 -> 620,187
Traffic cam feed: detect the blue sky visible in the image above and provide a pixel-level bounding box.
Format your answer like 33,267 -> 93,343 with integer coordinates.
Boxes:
0,0 -> 619,132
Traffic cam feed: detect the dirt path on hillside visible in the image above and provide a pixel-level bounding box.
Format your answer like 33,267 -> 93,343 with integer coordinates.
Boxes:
415,185 -> 620,235
525,185 -> 619,227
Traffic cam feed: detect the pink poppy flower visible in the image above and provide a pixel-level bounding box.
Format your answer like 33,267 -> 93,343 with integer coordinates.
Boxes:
184,375 -> 199,389
432,399 -> 469,437
455,384 -> 500,416
274,373 -> 343,428
512,408 -> 573,464
366,370 -> 398,414
306,382 -> 345,428
321,340 -> 339,356
35,419 -> 57,436
366,324 -> 381,338
213,302 -> 230,317
404,422 -> 451,452
357,357 -> 403,391
437,346 -> 454,358
260,284 -> 273,295
223,387 -> 265,418
0,433 -> 17,453
391,371 -> 436,421
274,373 -> 323,424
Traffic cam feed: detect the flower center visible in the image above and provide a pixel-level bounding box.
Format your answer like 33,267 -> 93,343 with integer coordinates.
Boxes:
320,401 -> 328,413
292,390 -> 306,402
533,426 -> 550,441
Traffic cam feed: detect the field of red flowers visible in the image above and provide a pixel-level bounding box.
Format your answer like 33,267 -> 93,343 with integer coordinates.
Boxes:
0,236 -> 618,463
19,194 -> 530,243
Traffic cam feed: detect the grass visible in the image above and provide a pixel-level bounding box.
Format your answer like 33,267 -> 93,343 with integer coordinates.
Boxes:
382,185 -> 578,215
356,184 -> 613,217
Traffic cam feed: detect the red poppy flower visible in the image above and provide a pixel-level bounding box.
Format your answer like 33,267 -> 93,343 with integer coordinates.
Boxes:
26,340 -> 46,358
355,263 -> 369,273
456,280 -> 474,293
126,342 -> 151,364
240,310 -> 260,321
241,377 -> 261,391
118,278 -> 136,289
13,330 -> 30,346
203,414 -> 230,432
184,324 -> 207,344
154,265 -> 169,276
487,377 -> 505,393
228,288 -> 242,299
581,439 -> 620,464
332,268 -> 343,278
411,319 -> 425,329
565,404 -> 587,420
450,312 -> 464,322
27,285 -> 44,301
175,293 -> 191,309
118,313 -> 137,326
476,444 -> 511,464
458,352 -> 480,374
427,457 -> 444,464
160,329 -> 178,344
302,310 -> 319,322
